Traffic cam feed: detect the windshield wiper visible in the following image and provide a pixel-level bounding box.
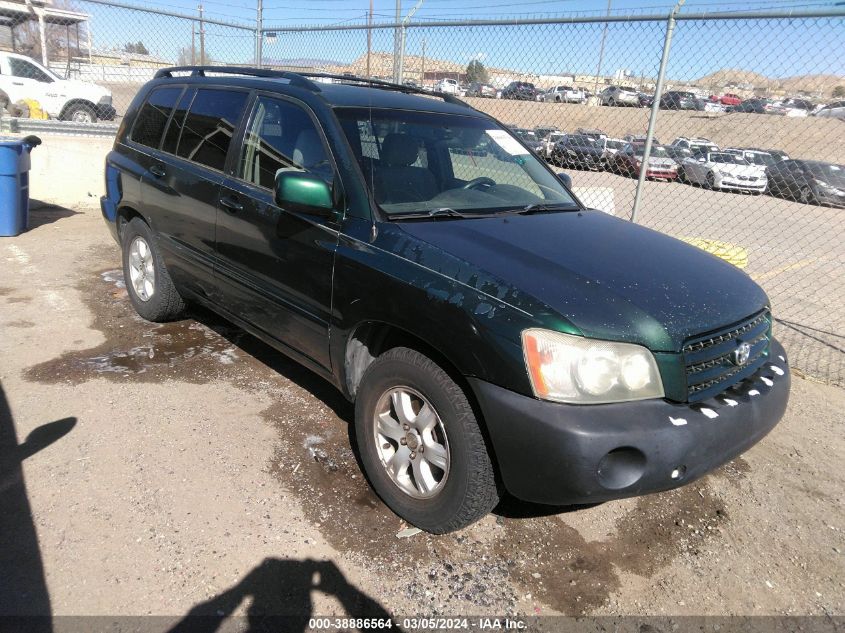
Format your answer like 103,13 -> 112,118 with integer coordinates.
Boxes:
518,202 -> 579,214
388,207 -> 512,221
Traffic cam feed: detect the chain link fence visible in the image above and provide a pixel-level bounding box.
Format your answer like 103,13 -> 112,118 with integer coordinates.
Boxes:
1,2 -> 843,385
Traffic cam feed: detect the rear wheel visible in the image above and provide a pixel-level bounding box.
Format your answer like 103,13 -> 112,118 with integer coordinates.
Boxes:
705,172 -> 716,190
677,166 -> 687,183
355,347 -> 500,533
121,217 -> 186,322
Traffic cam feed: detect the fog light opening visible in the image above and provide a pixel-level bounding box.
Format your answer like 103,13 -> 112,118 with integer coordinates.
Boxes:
670,465 -> 687,480
597,447 -> 646,490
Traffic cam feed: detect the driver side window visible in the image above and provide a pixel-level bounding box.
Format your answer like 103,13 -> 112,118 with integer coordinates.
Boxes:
239,96 -> 332,190
9,58 -> 52,83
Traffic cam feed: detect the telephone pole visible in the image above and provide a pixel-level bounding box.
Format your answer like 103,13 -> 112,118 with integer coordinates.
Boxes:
199,3 -> 205,65
366,0 -> 372,78
392,0 -> 400,82
255,0 -> 263,67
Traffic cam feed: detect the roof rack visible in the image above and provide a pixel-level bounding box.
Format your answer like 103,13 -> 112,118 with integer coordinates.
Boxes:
153,66 -> 470,108
153,66 -> 319,91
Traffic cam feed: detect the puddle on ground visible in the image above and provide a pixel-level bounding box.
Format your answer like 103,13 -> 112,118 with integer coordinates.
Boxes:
24,261 -> 750,615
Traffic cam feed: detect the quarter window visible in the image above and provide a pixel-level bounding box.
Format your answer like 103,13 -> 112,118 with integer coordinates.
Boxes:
176,89 -> 248,171
131,87 -> 182,149
239,96 -> 332,189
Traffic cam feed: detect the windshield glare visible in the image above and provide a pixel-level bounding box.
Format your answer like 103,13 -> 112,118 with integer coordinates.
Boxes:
710,153 -> 748,164
335,108 -> 577,216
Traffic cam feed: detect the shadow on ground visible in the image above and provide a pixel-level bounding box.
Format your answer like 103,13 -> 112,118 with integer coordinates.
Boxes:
0,380 -> 76,630
169,558 -> 395,633
27,200 -> 82,230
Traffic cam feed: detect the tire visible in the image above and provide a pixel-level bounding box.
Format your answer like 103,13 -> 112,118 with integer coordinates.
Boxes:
0,90 -> 9,111
677,166 -> 687,183
121,217 -> 186,322
63,102 -> 98,123
705,172 -> 716,190
354,347 -> 500,533
799,185 -> 816,205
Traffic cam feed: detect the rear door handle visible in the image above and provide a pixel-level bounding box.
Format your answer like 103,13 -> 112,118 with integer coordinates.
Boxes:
149,164 -> 166,178
219,195 -> 243,213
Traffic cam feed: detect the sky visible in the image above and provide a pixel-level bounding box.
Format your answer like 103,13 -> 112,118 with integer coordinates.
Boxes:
74,0 -> 845,83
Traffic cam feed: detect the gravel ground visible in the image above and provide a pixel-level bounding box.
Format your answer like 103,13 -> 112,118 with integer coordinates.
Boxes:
0,173 -> 843,622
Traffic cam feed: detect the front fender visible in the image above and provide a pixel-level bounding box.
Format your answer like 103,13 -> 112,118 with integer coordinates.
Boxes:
329,218 -> 550,397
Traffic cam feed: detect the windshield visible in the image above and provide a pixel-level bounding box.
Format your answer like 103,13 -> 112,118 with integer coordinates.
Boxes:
335,108 -> 577,216
633,145 -> 670,158
743,152 -> 776,167
710,153 -> 748,164
808,162 -> 844,181
568,135 -> 599,147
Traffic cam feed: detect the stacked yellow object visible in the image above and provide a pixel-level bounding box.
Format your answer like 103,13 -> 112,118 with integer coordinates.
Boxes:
680,237 -> 748,269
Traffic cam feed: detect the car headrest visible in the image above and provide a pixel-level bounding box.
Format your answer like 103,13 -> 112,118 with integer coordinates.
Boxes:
381,133 -> 419,167
292,128 -> 323,169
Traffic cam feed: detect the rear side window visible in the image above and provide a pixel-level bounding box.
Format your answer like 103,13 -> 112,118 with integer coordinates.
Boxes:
131,87 -> 182,148
177,89 -> 248,171
162,89 -> 194,155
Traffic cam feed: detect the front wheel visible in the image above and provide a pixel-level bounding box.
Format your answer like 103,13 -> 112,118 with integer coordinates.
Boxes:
63,102 -> 98,123
705,172 -> 717,190
355,348 -> 500,533
799,185 -> 816,205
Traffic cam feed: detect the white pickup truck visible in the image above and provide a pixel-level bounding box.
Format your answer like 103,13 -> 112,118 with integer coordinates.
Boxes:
0,52 -> 115,122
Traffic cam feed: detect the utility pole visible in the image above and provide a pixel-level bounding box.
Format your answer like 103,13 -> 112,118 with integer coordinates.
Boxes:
191,22 -> 196,64
392,0 -> 400,82
366,0 -> 372,78
592,0 -> 611,101
255,0 -> 263,67
199,3 -> 205,65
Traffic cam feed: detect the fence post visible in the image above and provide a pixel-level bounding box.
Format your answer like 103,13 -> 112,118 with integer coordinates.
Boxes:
255,0 -> 263,67
630,0 -> 685,223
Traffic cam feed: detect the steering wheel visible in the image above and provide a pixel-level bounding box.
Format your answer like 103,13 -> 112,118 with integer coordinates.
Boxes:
462,177 -> 496,190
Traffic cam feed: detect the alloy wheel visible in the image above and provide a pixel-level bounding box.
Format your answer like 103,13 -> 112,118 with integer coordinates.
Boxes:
128,236 -> 156,302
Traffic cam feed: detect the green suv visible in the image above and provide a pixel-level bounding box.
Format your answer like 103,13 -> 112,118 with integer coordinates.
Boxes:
101,67 -> 790,533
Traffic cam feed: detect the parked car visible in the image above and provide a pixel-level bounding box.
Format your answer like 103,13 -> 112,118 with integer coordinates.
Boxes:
539,85 -> 586,103
608,143 -> 678,180
766,160 -> 845,207
510,128 -> 544,153
466,82 -> 496,98
681,150 -> 767,192
637,92 -> 654,107
534,126 -> 559,141
102,66 -> 790,533
540,130 -> 566,159
501,81 -> 539,100
659,91 -> 699,110
550,134 -> 605,169
813,100 -> 845,120
576,127 -> 607,142
599,137 -> 626,169
773,97 -> 815,117
623,134 -> 662,145
599,85 -> 639,106
746,147 -> 789,162
727,98 -> 772,114
0,51 -> 115,122
717,93 -> 742,106
724,148 -> 778,171
666,137 -> 719,163
434,78 -> 460,94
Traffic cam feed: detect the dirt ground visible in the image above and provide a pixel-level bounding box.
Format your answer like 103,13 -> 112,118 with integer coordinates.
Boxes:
0,137 -> 843,625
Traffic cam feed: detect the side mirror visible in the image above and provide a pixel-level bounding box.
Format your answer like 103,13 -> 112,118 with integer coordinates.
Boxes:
557,172 -> 572,188
274,169 -> 334,216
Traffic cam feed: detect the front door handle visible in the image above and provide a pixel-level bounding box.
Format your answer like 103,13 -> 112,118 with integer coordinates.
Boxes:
219,195 -> 243,213
12,81 -> 24,86
149,164 -> 166,178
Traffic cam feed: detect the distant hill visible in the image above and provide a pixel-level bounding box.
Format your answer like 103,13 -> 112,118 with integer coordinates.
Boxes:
693,68 -> 844,97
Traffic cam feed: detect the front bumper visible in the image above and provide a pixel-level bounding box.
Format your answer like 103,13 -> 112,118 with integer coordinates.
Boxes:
469,339 -> 790,505
644,167 -> 678,179
716,175 -> 766,191
816,188 -> 845,208
95,104 -> 117,121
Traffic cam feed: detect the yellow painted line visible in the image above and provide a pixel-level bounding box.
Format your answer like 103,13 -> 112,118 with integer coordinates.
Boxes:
751,257 -> 819,282
679,237 -> 749,269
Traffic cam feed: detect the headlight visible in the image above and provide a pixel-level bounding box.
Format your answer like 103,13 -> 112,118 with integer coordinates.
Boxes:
522,329 -> 664,404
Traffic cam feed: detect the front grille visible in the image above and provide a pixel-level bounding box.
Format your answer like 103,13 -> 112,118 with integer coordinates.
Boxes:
682,310 -> 771,402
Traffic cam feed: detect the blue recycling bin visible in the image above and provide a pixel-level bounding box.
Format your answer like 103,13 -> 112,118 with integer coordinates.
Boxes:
0,136 -> 41,237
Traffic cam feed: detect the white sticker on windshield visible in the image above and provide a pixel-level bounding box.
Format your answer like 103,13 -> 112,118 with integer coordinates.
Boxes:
487,129 -> 529,155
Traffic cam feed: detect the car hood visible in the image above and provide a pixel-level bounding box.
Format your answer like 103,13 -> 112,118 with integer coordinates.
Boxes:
395,211 -> 769,351
565,145 -> 604,156
715,163 -> 766,177
56,78 -> 111,98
